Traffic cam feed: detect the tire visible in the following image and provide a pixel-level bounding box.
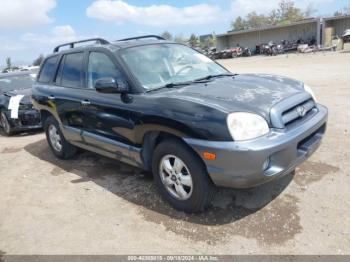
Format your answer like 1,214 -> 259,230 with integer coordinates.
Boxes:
0,110 -> 13,136
44,116 -> 77,159
152,139 -> 215,213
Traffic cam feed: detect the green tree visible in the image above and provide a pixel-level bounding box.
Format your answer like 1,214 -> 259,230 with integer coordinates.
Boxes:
231,12 -> 270,30
33,54 -> 44,66
333,10 -> 343,16
200,32 -> 217,49
160,31 -> 173,40
230,0 -> 309,31
210,32 -> 217,47
269,9 -> 279,25
276,0 -> 304,24
231,16 -> 246,30
188,33 -> 199,47
174,34 -> 187,44
246,12 -> 270,28
333,3 -> 350,16
6,57 -> 11,69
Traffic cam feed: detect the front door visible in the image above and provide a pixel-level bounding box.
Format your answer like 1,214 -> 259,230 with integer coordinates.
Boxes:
79,51 -> 137,160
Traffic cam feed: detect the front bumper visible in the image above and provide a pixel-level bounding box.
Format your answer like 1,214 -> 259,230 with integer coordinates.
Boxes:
4,109 -> 42,131
184,104 -> 328,189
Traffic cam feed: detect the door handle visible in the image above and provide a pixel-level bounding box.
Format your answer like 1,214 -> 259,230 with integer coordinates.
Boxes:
48,95 -> 55,101
81,100 -> 91,106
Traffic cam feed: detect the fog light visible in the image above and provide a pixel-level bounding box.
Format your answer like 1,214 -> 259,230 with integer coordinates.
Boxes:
263,158 -> 270,170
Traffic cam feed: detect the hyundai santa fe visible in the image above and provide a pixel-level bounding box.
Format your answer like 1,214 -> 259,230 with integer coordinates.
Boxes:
31,36 -> 328,212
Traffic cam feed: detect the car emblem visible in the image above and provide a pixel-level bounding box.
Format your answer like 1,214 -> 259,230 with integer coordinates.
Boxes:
296,106 -> 306,117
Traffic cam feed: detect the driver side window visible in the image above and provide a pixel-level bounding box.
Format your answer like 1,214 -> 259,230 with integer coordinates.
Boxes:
87,52 -> 123,89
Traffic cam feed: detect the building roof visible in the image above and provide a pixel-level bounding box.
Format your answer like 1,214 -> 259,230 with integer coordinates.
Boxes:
217,18 -> 319,38
323,14 -> 350,22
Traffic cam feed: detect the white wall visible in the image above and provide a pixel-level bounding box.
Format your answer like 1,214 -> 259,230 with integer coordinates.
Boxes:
217,21 -> 319,51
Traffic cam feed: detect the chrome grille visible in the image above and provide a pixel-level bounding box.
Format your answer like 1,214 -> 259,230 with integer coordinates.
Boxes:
270,92 -> 317,129
281,99 -> 315,126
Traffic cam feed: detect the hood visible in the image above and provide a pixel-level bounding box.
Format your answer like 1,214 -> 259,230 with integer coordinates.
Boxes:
2,88 -> 33,105
165,74 -> 305,121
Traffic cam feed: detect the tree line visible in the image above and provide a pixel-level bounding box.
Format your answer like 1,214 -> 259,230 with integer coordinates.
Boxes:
2,55 -> 44,73
160,31 -> 216,49
231,0 -> 317,31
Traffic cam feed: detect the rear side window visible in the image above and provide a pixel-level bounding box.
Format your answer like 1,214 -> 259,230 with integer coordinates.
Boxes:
59,52 -> 84,88
38,56 -> 58,83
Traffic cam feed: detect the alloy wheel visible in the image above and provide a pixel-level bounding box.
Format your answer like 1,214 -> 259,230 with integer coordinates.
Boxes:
159,154 -> 193,200
48,124 -> 62,152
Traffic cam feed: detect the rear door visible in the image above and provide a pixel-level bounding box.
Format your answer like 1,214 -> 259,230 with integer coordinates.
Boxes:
52,51 -> 87,144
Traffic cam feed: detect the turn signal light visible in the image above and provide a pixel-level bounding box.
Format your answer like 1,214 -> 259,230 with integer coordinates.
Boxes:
203,152 -> 216,160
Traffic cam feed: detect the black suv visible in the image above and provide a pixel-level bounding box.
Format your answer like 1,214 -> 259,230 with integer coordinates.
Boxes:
32,36 -> 327,212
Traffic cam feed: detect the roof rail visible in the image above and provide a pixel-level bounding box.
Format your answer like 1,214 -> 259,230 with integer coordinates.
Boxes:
117,35 -> 165,42
53,38 -> 110,53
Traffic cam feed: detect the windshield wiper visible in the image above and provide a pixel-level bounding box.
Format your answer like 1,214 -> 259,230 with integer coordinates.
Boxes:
194,73 -> 237,82
146,73 -> 237,92
164,82 -> 193,88
146,81 -> 192,92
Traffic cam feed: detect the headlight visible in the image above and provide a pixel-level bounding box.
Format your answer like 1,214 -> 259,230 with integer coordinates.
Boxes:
227,112 -> 269,141
304,84 -> 317,102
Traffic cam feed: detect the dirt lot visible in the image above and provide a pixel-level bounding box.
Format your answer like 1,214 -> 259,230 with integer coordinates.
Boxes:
0,51 -> 349,255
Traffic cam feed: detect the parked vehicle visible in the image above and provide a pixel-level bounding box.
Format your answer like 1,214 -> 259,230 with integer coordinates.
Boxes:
262,41 -> 284,56
342,29 -> 350,43
259,43 -> 271,55
0,70 -> 41,135
212,50 -> 222,60
255,45 -> 262,55
342,29 -> 350,51
207,47 -> 217,60
281,40 -> 298,52
216,46 -> 249,59
276,43 -> 284,54
298,44 -> 337,53
219,49 -> 231,59
32,35 -> 328,212
230,47 -> 243,58
242,47 -> 252,57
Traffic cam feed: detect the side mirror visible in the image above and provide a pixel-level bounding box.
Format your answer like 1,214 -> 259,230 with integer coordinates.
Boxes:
95,77 -> 128,94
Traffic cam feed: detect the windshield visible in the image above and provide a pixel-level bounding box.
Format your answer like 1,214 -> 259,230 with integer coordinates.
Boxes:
0,73 -> 36,92
120,43 -> 228,90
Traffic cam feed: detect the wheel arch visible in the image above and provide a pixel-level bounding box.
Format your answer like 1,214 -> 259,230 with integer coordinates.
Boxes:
141,131 -> 207,174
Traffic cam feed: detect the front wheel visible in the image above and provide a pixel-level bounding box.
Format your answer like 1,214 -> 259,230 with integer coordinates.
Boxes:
0,110 -> 13,136
152,139 -> 215,213
44,116 -> 77,159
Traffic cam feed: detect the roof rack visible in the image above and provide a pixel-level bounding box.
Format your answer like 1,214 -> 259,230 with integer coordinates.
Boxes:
117,35 -> 165,42
53,38 -> 110,53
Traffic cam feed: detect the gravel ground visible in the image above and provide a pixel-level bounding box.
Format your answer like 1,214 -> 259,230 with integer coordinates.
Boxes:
0,51 -> 349,255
